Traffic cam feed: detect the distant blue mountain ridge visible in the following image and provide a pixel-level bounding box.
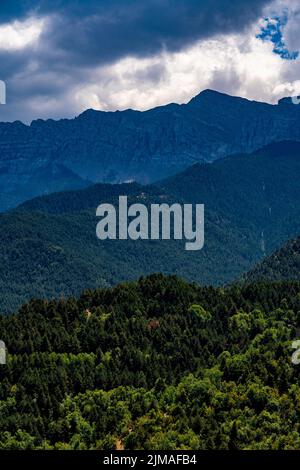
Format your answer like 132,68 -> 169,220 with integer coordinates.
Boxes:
1,89 -> 300,211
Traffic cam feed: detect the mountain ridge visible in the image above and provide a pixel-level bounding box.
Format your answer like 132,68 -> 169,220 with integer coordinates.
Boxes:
1,89 -> 300,211
244,236 -> 300,283
2,89 -> 282,128
1,140 -> 300,313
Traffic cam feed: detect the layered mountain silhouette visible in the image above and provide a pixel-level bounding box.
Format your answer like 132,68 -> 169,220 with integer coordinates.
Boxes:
1,140 -> 300,313
1,90 -> 300,211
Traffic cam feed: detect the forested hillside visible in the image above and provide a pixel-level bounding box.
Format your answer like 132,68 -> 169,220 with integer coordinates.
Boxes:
244,236 -> 300,283
1,141 -> 300,313
1,275 -> 300,450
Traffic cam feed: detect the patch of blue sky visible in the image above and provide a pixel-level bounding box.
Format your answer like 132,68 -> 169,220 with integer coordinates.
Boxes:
257,11 -> 299,60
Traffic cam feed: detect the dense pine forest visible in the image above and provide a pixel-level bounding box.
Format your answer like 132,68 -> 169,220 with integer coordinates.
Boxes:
1,274 -> 300,450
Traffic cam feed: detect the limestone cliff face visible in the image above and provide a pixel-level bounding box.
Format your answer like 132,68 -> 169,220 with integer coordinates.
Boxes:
1,89 -> 300,211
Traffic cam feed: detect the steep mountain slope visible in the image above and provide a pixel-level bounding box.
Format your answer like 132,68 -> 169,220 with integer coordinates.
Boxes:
244,236 -> 300,282
1,90 -> 300,211
160,140 -> 300,253
0,160 -> 90,212
1,140 -> 300,313
0,185 -> 251,313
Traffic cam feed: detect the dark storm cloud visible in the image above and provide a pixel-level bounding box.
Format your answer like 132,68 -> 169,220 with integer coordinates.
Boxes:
0,0 -> 273,122
2,0 -> 273,65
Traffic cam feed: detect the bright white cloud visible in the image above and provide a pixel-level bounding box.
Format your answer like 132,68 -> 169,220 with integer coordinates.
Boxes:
69,0 -> 300,115
0,17 -> 44,51
72,22 -> 300,115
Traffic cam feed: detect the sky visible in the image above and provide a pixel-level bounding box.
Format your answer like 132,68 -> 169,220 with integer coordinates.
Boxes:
0,0 -> 300,123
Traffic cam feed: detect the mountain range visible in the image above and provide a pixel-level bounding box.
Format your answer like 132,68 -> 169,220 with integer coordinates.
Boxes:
1,140 -> 300,313
1,89 -> 300,211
